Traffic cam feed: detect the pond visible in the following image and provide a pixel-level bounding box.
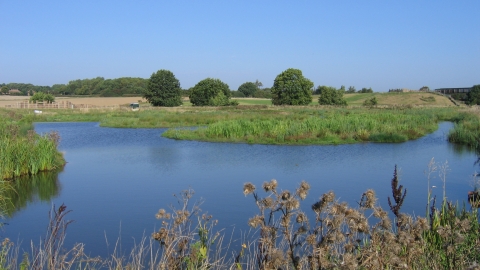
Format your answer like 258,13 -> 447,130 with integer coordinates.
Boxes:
3,122 -> 479,258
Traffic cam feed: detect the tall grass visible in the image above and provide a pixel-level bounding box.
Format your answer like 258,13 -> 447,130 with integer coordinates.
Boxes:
0,113 -> 64,180
163,108 -> 445,144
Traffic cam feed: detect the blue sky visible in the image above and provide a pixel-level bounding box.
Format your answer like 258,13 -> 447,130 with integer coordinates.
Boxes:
1,1 -> 478,91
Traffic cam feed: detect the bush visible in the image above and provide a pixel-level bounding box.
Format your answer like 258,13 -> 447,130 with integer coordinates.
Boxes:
318,87 -> 347,105
363,97 -> 378,107
189,78 -> 235,106
29,92 -> 55,103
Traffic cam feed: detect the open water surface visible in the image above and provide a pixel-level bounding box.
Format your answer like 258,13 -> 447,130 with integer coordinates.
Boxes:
3,122 -> 479,258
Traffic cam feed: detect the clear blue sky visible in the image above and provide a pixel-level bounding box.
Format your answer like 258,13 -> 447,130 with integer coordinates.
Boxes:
1,1 -> 479,91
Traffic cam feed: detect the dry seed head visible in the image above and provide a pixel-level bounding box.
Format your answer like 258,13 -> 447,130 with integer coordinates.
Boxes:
156,209 -> 169,219
286,198 -> 300,210
243,182 -> 255,196
322,191 -> 335,203
261,197 -> 275,208
248,215 -> 264,228
281,190 -> 291,200
296,213 -> 307,223
414,217 -> 429,231
373,207 -> 388,219
306,234 -> 316,246
361,189 -> 377,209
380,217 -> 392,230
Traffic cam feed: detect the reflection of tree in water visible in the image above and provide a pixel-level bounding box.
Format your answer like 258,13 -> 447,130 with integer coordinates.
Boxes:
3,170 -> 61,217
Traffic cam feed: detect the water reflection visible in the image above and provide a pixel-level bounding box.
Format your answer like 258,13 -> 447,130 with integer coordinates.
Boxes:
4,170 -> 61,217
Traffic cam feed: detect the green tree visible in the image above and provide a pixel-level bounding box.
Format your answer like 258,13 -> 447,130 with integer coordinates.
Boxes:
358,87 -> 373,93
315,85 -> 337,95
238,82 -> 258,97
30,92 -> 55,103
189,78 -> 236,106
347,86 -> 356,93
0,86 -> 8,95
318,87 -> 347,105
466,85 -> 480,105
144,70 -> 182,107
271,68 -> 313,105
255,79 -> 263,89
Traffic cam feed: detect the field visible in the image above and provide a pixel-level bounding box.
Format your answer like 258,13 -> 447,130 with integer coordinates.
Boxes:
0,91 -> 456,108
0,95 -> 146,107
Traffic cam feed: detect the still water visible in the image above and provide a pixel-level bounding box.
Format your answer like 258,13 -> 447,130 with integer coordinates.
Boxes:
3,122 -> 478,257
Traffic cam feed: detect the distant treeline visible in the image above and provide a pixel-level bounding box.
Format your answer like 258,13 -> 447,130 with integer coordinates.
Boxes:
1,77 -> 148,97
1,77 -> 274,98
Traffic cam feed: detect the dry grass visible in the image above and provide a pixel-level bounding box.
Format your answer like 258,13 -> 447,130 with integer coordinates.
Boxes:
0,96 -> 146,107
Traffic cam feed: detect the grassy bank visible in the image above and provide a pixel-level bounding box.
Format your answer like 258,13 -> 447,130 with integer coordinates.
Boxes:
162,107 -> 465,145
0,110 -> 65,180
6,106 -> 480,146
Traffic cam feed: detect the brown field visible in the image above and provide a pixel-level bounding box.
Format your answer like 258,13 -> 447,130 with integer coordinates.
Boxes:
0,96 -> 146,107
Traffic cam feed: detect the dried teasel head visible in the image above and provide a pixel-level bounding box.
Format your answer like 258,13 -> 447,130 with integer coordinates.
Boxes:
281,190 -> 291,200
263,179 -> 278,192
285,198 -> 300,210
155,209 -> 171,219
360,189 -> 377,209
296,181 -> 310,200
296,212 -> 307,223
248,215 -> 264,228
243,182 -> 256,196
261,197 -> 275,209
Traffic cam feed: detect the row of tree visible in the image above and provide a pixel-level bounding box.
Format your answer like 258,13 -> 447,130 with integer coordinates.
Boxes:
0,77 -> 148,97
143,68 -> 353,107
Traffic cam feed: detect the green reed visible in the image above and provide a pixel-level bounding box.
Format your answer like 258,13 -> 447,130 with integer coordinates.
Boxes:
163,109 -> 443,144
0,114 -> 64,180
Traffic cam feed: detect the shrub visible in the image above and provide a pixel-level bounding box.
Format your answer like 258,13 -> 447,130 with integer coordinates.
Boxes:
189,78 -> 236,106
29,92 -> 55,103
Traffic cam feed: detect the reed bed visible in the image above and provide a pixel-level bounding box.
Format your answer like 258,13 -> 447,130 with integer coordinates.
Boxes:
163,109 -> 444,144
0,113 -> 64,180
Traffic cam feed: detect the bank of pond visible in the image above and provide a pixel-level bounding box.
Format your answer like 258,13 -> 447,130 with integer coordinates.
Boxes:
0,105 -> 479,269
1,106 -> 480,180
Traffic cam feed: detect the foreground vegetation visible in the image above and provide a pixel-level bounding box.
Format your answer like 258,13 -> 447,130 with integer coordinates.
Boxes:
0,164 -> 479,269
0,110 -> 65,180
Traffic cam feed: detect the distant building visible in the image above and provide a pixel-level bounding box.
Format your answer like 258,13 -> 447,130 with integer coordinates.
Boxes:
389,88 -> 414,92
8,89 -> 22,95
435,87 -> 472,94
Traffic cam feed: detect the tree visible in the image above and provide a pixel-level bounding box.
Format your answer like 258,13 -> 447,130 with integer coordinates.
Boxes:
238,82 -> 258,97
144,70 -> 182,107
347,86 -> 356,93
255,79 -> 263,89
189,78 -> 236,106
419,86 -> 430,92
466,85 -> 480,105
315,85 -> 337,95
30,92 -> 55,103
271,68 -> 313,105
358,87 -> 373,93
0,86 -> 8,95
318,87 -> 347,105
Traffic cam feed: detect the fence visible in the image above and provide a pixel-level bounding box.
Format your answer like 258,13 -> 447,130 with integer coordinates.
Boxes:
5,101 -> 121,110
